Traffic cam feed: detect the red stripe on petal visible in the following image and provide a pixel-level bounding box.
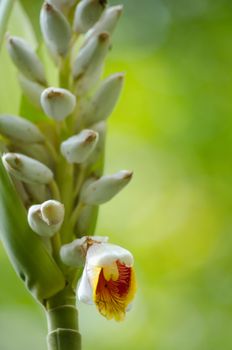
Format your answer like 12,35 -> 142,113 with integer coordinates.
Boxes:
94,260 -> 134,321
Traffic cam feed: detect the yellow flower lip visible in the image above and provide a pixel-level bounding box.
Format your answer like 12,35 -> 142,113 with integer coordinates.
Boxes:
93,260 -> 136,321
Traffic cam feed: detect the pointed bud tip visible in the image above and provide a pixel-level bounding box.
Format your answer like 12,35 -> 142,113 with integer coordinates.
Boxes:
47,89 -> 64,99
6,34 -> 13,44
121,170 -> 133,180
85,131 -> 98,144
3,153 -> 21,168
116,5 -> 123,15
6,35 -> 20,48
44,2 -> 53,11
100,0 -> 108,6
108,4 -> 123,16
117,73 -> 125,81
98,32 -> 110,42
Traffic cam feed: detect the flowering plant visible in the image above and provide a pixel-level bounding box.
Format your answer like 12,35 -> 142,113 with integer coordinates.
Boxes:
0,1 -> 136,349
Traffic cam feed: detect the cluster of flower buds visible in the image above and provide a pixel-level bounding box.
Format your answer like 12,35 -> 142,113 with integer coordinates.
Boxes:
0,0 -> 135,322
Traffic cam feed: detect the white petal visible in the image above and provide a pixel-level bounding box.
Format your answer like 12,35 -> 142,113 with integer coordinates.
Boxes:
77,265 -> 94,305
87,242 -> 134,267
90,236 -> 109,243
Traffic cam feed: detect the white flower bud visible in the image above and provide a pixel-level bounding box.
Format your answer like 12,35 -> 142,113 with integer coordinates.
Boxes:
7,36 -> 46,85
80,170 -> 133,205
40,87 -> 76,121
61,129 -> 98,163
87,5 -> 123,38
85,73 -> 124,125
73,0 -> 107,34
41,200 -> 65,226
40,2 -> 71,57
72,32 -> 110,93
28,200 -> 64,237
60,238 -> 86,267
18,75 -> 45,107
0,115 -> 44,143
2,153 -> 53,184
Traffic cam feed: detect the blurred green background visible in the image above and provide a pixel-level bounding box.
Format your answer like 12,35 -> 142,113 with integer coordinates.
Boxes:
1,0 -> 232,349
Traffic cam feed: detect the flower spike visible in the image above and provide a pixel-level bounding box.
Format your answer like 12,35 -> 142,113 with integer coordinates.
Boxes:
1,0 -> 135,346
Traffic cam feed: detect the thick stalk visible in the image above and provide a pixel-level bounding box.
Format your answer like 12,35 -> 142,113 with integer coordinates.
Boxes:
46,287 -> 81,350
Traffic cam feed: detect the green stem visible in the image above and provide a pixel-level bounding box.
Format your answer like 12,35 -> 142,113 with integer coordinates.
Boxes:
69,202 -> 85,233
49,180 -> 61,201
59,55 -> 70,89
0,0 -> 14,50
51,232 -> 61,264
46,287 -> 81,350
74,166 -> 85,198
45,140 -> 58,163
56,155 -> 74,242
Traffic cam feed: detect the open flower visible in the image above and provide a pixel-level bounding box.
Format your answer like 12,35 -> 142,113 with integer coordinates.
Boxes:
77,237 -> 136,321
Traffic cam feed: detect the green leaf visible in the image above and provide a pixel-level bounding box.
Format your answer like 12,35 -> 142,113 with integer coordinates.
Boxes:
19,0 -> 44,42
0,158 -> 65,301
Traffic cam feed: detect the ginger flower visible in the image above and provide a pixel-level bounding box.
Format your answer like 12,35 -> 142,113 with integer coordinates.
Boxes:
77,236 -> 136,321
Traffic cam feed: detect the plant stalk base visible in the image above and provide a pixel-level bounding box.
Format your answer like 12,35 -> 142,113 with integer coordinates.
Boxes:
46,291 -> 81,350
47,328 -> 81,350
